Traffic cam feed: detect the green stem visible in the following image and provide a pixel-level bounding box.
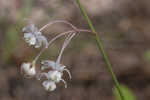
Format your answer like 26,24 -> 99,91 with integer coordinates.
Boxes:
76,0 -> 125,100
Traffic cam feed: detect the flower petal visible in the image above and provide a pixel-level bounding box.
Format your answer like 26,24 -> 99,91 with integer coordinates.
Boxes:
35,35 -> 48,48
41,60 -> 56,70
22,24 -> 37,33
55,64 -> 66,71
24,33 -> 36,45
42,80 -> 56,91
47,71 -> 62,83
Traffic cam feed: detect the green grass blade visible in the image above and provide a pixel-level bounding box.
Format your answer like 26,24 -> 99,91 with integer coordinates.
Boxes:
76,0 -> 125,100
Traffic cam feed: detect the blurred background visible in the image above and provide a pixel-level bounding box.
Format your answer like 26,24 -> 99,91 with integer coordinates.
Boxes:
0,0 -> 150,100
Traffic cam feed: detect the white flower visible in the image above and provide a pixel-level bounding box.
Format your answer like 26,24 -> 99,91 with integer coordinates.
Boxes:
34,35 -> 48,48
24,33 -> 36,45
21,62 -> 36,77
37,71 -> 62,82
42,80 -> 56,91
22,23 -> 38,33
47,71 -> 62,83
41,60 -> 71,79
37,71 -> 67,88
22,23 -> 48,48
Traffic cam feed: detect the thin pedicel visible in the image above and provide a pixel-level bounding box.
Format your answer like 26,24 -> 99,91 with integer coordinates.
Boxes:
33,29 -> 92,62
33,30 -> 75,62
39,20 -> 78,32
56,32 -> 76,64
33,19 -> 94,63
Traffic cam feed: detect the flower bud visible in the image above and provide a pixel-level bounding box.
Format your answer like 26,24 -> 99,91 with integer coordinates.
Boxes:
21,62 -> 36,77
42,80 -> 56,91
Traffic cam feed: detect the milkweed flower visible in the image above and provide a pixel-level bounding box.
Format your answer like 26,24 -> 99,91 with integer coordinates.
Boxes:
36,33 -> 75,91
21,61 -> 36,77
21,20 -> 93,92
22,23 -> 48,48
24,33 -> 36,45
42,80 -> 56,91
37,60 -> 70,89
47,71 -> 62,83
38,71 -> 67,89
41,60 -> 71,79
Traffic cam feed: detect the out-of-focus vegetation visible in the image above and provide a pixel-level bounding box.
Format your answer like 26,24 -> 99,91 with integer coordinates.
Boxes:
2,0 -> 33,62
0,0 -> 150,100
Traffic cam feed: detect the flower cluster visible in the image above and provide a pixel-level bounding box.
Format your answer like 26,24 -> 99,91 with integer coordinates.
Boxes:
21,20 -> 77,92
37,60 -> 71,91
21,20 -> 91,92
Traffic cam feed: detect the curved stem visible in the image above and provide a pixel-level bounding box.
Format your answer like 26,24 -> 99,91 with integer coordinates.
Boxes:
56,32 -> 76,64
33,30 -> 75,62
39,20 -> 77,32
33,29 -> 94,62
76,0 -> 125,100
77,29 -> 95,34
56,33 -> 72,64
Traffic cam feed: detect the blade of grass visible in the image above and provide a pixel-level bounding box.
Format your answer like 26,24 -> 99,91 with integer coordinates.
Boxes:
114,84 -> 136,100
76,0 -> 125,100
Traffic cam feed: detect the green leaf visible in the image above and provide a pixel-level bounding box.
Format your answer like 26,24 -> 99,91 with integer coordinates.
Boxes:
114,84 -> 136,100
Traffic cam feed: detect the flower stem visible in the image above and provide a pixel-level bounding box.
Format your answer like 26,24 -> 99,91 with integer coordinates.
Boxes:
39,20 -> 77,32
76,0 -> 125,100
56,32 -> 76,64
33,29 -> 94,62
33,30 -> 75,62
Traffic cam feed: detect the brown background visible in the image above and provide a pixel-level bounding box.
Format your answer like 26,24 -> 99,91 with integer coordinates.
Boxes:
0,0 -> 150,100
